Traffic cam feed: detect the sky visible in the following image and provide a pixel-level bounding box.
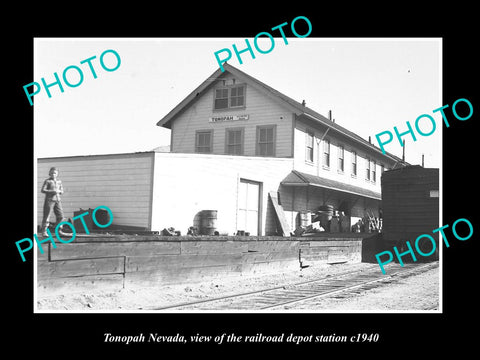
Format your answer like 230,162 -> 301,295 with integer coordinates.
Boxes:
34,38 -> 441,167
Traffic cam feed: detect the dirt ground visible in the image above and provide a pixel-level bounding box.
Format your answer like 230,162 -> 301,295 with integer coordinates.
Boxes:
36,262 -> 440,312
282,266 -> 439,311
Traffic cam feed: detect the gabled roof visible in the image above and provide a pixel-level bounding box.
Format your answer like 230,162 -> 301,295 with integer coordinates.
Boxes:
281,170 -> 382,200
156,63 -> 404,163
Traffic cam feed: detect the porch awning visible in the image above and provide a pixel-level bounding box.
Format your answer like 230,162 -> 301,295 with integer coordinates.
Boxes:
281,170 -> 381,200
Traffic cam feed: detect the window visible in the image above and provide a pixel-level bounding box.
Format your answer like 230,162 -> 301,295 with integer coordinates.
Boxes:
256,125 -> 276,156
306,130 -> 314,162
323,139 -> 330,167
365,157 -> 371,180
372,160 -> 376,183
214,84 -> 245,110
195,130 -> 213,153
338,145 -> 344,172
230,85 -> 245,107
351,151 -> 357,176
226,128 -> 244,155
214,88 -> 229,110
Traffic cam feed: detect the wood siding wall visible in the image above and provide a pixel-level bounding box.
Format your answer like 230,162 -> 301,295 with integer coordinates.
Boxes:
170,72 -> 294,157
293,117 -> 399,195
151,153 -> 294,235
37,153 -> 155,230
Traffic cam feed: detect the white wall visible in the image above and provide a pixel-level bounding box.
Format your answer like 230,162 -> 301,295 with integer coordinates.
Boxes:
36,149 -> 386,235
293,118 -> 398,195
151,153 -> 294,235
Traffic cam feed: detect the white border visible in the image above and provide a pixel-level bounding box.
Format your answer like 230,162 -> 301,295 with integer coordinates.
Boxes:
33,37 -> 443,314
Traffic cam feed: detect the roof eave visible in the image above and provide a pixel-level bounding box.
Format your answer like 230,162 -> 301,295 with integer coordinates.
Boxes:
280,180 -> 381,201
156,63 -> 407,166
281,170 -> 382,200
156,63 -> 301,129
156,67 -> 226,128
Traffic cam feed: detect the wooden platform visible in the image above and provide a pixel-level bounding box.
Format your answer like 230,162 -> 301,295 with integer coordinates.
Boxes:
37,234 -> 371,296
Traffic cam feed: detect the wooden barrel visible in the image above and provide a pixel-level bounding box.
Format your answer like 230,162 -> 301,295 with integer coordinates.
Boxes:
317,205 -> 333,231
200,210 -> 217,235
73,208 -> 93,233
318,205 -> 333,216
299,211 -> 311,227
317,213 -> 330,231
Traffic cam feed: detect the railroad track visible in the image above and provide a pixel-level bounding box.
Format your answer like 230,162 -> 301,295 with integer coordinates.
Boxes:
151,261 -> 439,311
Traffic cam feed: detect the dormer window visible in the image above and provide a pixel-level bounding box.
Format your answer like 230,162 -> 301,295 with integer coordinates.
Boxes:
214,84 -> 246,110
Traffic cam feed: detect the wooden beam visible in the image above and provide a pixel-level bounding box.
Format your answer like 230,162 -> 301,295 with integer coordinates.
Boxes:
268,191 -> 291,236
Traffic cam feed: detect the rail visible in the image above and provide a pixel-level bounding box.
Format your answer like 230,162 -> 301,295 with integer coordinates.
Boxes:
149,261 -> 439,311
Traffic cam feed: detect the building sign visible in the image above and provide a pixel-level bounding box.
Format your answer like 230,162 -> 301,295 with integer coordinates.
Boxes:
209,114 -> 249,123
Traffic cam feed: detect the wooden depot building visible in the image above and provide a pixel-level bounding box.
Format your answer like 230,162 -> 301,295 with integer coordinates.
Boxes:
38,63 -> 406,236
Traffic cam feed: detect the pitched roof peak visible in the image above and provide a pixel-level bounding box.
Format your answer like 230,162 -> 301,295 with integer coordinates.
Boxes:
156,63 -> 404,163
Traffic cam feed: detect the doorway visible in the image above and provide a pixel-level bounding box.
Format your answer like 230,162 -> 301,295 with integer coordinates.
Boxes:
237,179 -> 262,236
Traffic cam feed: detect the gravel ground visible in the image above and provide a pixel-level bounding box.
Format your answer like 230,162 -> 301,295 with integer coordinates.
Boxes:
282,265 -> 440,311
36,261 -> 440,312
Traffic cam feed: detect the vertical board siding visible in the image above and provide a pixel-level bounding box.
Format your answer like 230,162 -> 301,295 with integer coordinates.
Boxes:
37,153 -> 155,229
381,166 -> 439,244
171,72 -> 294,158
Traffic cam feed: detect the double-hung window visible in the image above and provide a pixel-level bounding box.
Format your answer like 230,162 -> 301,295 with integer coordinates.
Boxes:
365,157 -> 371,180
351,151 -> 357,176
306,130 -> 314,163
214,89 -> 229,110
226,128 -> 244,155
214,84 -> 245,110
323,139 -> 330,167
256,125 -> 276,157
372,160 -> 376,183
338,145 -> 344,172
195,130 -> 213,153
230,85 -> 245,107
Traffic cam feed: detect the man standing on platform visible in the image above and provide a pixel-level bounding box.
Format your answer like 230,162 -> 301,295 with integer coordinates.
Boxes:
40,167 -> 68,237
